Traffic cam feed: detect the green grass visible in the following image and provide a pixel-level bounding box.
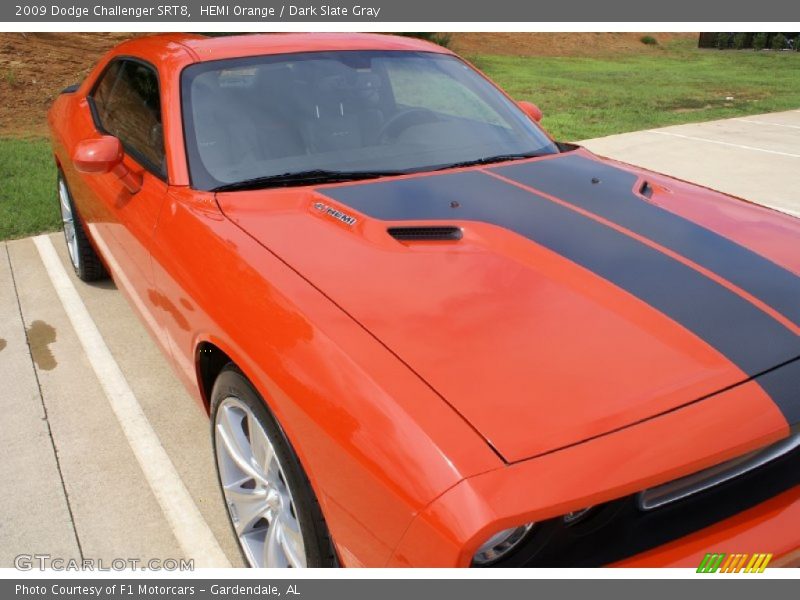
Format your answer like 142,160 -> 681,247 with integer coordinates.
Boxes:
0,138 -> 58,240
2,40 -> 800,241
469,41 -> 800,140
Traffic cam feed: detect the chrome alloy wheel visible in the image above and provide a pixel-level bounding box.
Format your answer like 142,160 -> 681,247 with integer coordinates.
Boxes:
58,176 -> 79,270
214,397 -> 307,568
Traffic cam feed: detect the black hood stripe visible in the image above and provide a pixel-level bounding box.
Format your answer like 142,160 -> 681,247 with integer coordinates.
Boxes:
754,358 -> 800,426
320,170 -> 800,424
492,155 -> 800,328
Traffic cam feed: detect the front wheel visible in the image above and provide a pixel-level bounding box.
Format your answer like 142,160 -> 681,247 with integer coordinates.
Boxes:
210,366 -> 336,568
57,171 -> 107,281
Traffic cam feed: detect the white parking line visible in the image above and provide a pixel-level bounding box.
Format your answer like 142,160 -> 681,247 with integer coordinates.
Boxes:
32,235 -> 231,569
646,130 -> 800,158
733,118 -> 800,130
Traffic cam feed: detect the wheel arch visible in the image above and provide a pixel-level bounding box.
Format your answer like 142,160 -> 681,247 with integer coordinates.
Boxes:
194,338 -> 303,451
195,340 -> 234,414
193,337 -> 336,551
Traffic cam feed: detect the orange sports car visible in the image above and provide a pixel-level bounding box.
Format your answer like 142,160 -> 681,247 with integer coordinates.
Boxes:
47,33 -> 800,568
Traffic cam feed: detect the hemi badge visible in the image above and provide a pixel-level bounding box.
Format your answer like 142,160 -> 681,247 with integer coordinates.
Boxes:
313,202 -> 358,227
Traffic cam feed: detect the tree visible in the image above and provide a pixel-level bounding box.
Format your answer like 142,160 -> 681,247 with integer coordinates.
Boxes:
771,34 -> 788,50
715,33 -> 731,49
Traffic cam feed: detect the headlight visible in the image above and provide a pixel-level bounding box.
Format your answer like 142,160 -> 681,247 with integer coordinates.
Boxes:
472,523 -> 535,565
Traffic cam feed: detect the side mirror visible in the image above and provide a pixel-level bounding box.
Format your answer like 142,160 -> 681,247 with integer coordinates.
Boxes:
74,135 -> 123,174
517,100 -> 543,123
73,135 -> 141,194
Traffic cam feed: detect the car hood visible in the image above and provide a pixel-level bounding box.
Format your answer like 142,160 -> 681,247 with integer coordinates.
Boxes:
217,150 -> 800,463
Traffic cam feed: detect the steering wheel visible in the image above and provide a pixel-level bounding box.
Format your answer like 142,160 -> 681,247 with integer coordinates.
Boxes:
377,108 -> 440,143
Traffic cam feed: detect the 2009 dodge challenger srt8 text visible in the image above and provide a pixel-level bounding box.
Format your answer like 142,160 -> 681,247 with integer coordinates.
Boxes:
47,33 -> 800,568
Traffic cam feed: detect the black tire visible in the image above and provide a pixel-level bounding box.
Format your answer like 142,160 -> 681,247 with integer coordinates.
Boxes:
210,365 -> 336,568
57,170 -> 108,282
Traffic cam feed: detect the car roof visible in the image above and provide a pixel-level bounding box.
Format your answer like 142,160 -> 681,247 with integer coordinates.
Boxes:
114,33 -> 453,64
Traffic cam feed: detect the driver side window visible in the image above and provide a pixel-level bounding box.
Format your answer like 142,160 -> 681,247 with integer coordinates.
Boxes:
91,59 -> 166,178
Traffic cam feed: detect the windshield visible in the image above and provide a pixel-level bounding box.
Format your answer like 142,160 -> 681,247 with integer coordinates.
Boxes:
181,50 -> 559,190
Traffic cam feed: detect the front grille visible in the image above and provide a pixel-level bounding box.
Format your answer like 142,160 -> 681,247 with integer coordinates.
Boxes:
483,434 -> 800,567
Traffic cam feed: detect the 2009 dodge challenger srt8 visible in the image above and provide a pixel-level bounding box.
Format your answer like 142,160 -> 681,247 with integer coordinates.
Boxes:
48,33 -> 800,569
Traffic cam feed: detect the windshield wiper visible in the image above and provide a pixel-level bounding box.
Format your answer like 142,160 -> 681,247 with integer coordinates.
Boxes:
434,151 -> 549,172
212,169 -> 405,192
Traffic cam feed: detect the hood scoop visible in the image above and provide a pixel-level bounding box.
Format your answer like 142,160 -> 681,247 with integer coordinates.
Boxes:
388,226 -> 463,242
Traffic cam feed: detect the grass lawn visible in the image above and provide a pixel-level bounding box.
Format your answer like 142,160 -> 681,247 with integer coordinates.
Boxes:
0,137 -> 58,241
2,39 -> 799,241
469,40 -> 800,140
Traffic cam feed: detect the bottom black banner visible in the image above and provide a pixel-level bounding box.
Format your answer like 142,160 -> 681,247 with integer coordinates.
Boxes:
3,579 -> 797,600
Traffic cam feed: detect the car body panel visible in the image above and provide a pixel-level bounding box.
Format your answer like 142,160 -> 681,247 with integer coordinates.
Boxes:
388,374 -> 791,566
179,32 -> 457,63
47,32 -> 800,567
612,160 -> 800,277
218,150 -> 800,462
118,182 -> 503,567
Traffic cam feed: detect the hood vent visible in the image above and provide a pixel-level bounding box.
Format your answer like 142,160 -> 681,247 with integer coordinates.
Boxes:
388,226 -> 463,242
640,181 -> 654,199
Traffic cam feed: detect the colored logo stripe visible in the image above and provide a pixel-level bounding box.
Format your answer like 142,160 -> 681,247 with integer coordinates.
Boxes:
698,553 -> 772,573
492,155 -> 800,328
697,553 -> 725,572
321,170 -> 800,424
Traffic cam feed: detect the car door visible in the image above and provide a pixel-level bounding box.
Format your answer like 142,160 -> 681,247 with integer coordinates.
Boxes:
77,58 -> 171,346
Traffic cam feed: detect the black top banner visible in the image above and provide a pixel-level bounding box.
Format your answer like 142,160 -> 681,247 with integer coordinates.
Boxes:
3,0 -> 800,22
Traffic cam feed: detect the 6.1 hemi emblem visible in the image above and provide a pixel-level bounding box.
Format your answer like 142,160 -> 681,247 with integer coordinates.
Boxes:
313,202 -> 358,226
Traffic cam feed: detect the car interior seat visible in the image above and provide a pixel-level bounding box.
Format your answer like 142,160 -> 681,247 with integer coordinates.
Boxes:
250,66 -> 306,160
295,61 -> 364,154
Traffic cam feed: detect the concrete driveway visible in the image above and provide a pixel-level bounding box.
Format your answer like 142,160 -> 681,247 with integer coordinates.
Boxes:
1,233 -> 243,569
1,110 -> 798,570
